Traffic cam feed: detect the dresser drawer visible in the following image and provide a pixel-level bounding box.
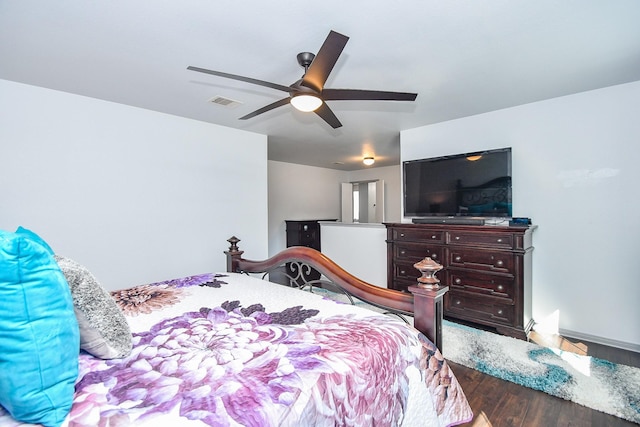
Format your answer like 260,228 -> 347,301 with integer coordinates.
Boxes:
389,278 -> 414,293
448,230 -> 514,249
394,242 -> 445,263
297,230 -> 318,246
286,221 -> 320,233
392,261 -> 422,283
448,248 -> 515,274
446,270 -> 515,301
445,292 -> 515,326
391,228 -> 445,243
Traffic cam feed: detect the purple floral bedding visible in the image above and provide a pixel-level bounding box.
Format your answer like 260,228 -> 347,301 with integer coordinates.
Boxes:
0,273 -> 472,427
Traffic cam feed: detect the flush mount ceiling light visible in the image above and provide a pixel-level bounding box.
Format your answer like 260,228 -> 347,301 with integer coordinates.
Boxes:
290,94 -> 323,112
363,157 -> 375,166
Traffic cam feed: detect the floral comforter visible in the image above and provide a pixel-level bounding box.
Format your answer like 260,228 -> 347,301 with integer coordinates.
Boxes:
0,273 -> 472,427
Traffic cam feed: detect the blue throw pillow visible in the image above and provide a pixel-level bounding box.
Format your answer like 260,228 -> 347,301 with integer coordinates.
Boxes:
14,225 -> 55,255
0,230 -> 80,426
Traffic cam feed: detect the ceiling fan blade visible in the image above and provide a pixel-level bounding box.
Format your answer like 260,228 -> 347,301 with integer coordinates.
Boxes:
301,31 -> 349,93
187,66 -> 292,93
239,97 -> 291,120
314,103 -> 342,129
322,88 -> 417,101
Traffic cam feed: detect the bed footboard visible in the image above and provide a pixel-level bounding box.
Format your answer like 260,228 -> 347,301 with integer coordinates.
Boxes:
224,236 -> 449,351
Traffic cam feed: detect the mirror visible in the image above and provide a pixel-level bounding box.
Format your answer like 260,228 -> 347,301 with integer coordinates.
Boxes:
341,180 -> 384,223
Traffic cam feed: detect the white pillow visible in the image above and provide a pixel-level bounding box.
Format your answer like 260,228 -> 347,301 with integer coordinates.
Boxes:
55,255 -> 132,359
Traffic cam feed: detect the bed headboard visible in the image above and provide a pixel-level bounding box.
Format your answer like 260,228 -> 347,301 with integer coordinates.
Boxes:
456,176 -> 512,215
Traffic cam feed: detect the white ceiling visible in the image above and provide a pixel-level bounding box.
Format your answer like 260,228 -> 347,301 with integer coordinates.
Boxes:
2,1 -> 639,170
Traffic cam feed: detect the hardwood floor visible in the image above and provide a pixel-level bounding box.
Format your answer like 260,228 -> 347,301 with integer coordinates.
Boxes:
449,331 -> 640,427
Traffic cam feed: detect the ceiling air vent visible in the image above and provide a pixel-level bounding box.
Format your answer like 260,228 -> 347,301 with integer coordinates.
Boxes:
208,96 -> 242,108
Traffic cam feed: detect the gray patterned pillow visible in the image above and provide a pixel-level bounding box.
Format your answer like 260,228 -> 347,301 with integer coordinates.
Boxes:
54,255 -> 132,359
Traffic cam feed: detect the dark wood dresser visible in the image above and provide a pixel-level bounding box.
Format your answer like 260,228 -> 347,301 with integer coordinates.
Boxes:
285,219 -> 337,283
385,222 -> 536,339
286,219 -> 339,251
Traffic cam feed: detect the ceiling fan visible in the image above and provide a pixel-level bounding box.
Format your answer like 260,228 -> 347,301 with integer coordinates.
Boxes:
187,30 -> 417,129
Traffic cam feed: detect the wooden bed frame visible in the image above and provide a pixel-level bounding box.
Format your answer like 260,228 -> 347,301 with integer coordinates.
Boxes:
225,236 -> 449,350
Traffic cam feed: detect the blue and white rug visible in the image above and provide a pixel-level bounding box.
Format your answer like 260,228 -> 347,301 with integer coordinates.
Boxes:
442,321 -> 640,424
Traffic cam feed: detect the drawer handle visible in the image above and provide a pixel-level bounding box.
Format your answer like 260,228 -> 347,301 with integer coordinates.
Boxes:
431,253 -> 438,259
400,233 -> 405,237
497,309 -> 503,315
497,285 -> 504,291
400,250 -> 406,255
454,278 -> 462,285
496,260 -> 504,267
455,256 -> 462,262
455,300 -> 461,305
497,238 -> 502,243
455,236 -> 460,240
431,235 -> 437,239
400,270 -> 405,275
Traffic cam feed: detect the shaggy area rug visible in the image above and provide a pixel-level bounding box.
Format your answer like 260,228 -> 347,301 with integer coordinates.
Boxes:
442,321 -> 640,424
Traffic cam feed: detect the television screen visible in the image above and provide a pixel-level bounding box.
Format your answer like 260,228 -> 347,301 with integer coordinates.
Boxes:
403,148 -> 512,218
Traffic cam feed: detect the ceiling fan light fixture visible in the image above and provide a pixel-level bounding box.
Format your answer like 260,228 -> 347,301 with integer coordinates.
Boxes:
363,156 -> 375,166
187,30 -> 416,130
290,94 -> 323,112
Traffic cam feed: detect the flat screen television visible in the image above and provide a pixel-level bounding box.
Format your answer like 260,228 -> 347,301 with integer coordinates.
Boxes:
403,147 -> 512,218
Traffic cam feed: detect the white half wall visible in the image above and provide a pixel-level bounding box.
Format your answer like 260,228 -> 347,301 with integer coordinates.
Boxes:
319,222 -> 388,288
401,81 -> 640,349
0,79 -> 268,290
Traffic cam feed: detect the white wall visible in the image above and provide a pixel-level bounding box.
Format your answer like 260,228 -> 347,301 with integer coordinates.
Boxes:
401,81 -> 640,349
347,165 -> 402,223
268,161 -> 401,256
267,161 -> 344,255
0,80 -> 268,290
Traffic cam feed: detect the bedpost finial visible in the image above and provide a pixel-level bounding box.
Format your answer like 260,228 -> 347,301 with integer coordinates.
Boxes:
227,236 -> 241,252
413,257 -> 443,289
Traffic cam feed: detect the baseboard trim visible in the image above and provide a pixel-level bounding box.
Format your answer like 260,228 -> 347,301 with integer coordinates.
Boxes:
558,328 -> 640,354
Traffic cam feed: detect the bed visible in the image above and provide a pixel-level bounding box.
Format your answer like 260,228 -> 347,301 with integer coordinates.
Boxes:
0,230 -> 472,427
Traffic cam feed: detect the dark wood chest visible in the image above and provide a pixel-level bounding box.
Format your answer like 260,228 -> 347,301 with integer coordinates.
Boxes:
285,220 -> 325,250
285,220 -> 336,284
385,222 -> 536,339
